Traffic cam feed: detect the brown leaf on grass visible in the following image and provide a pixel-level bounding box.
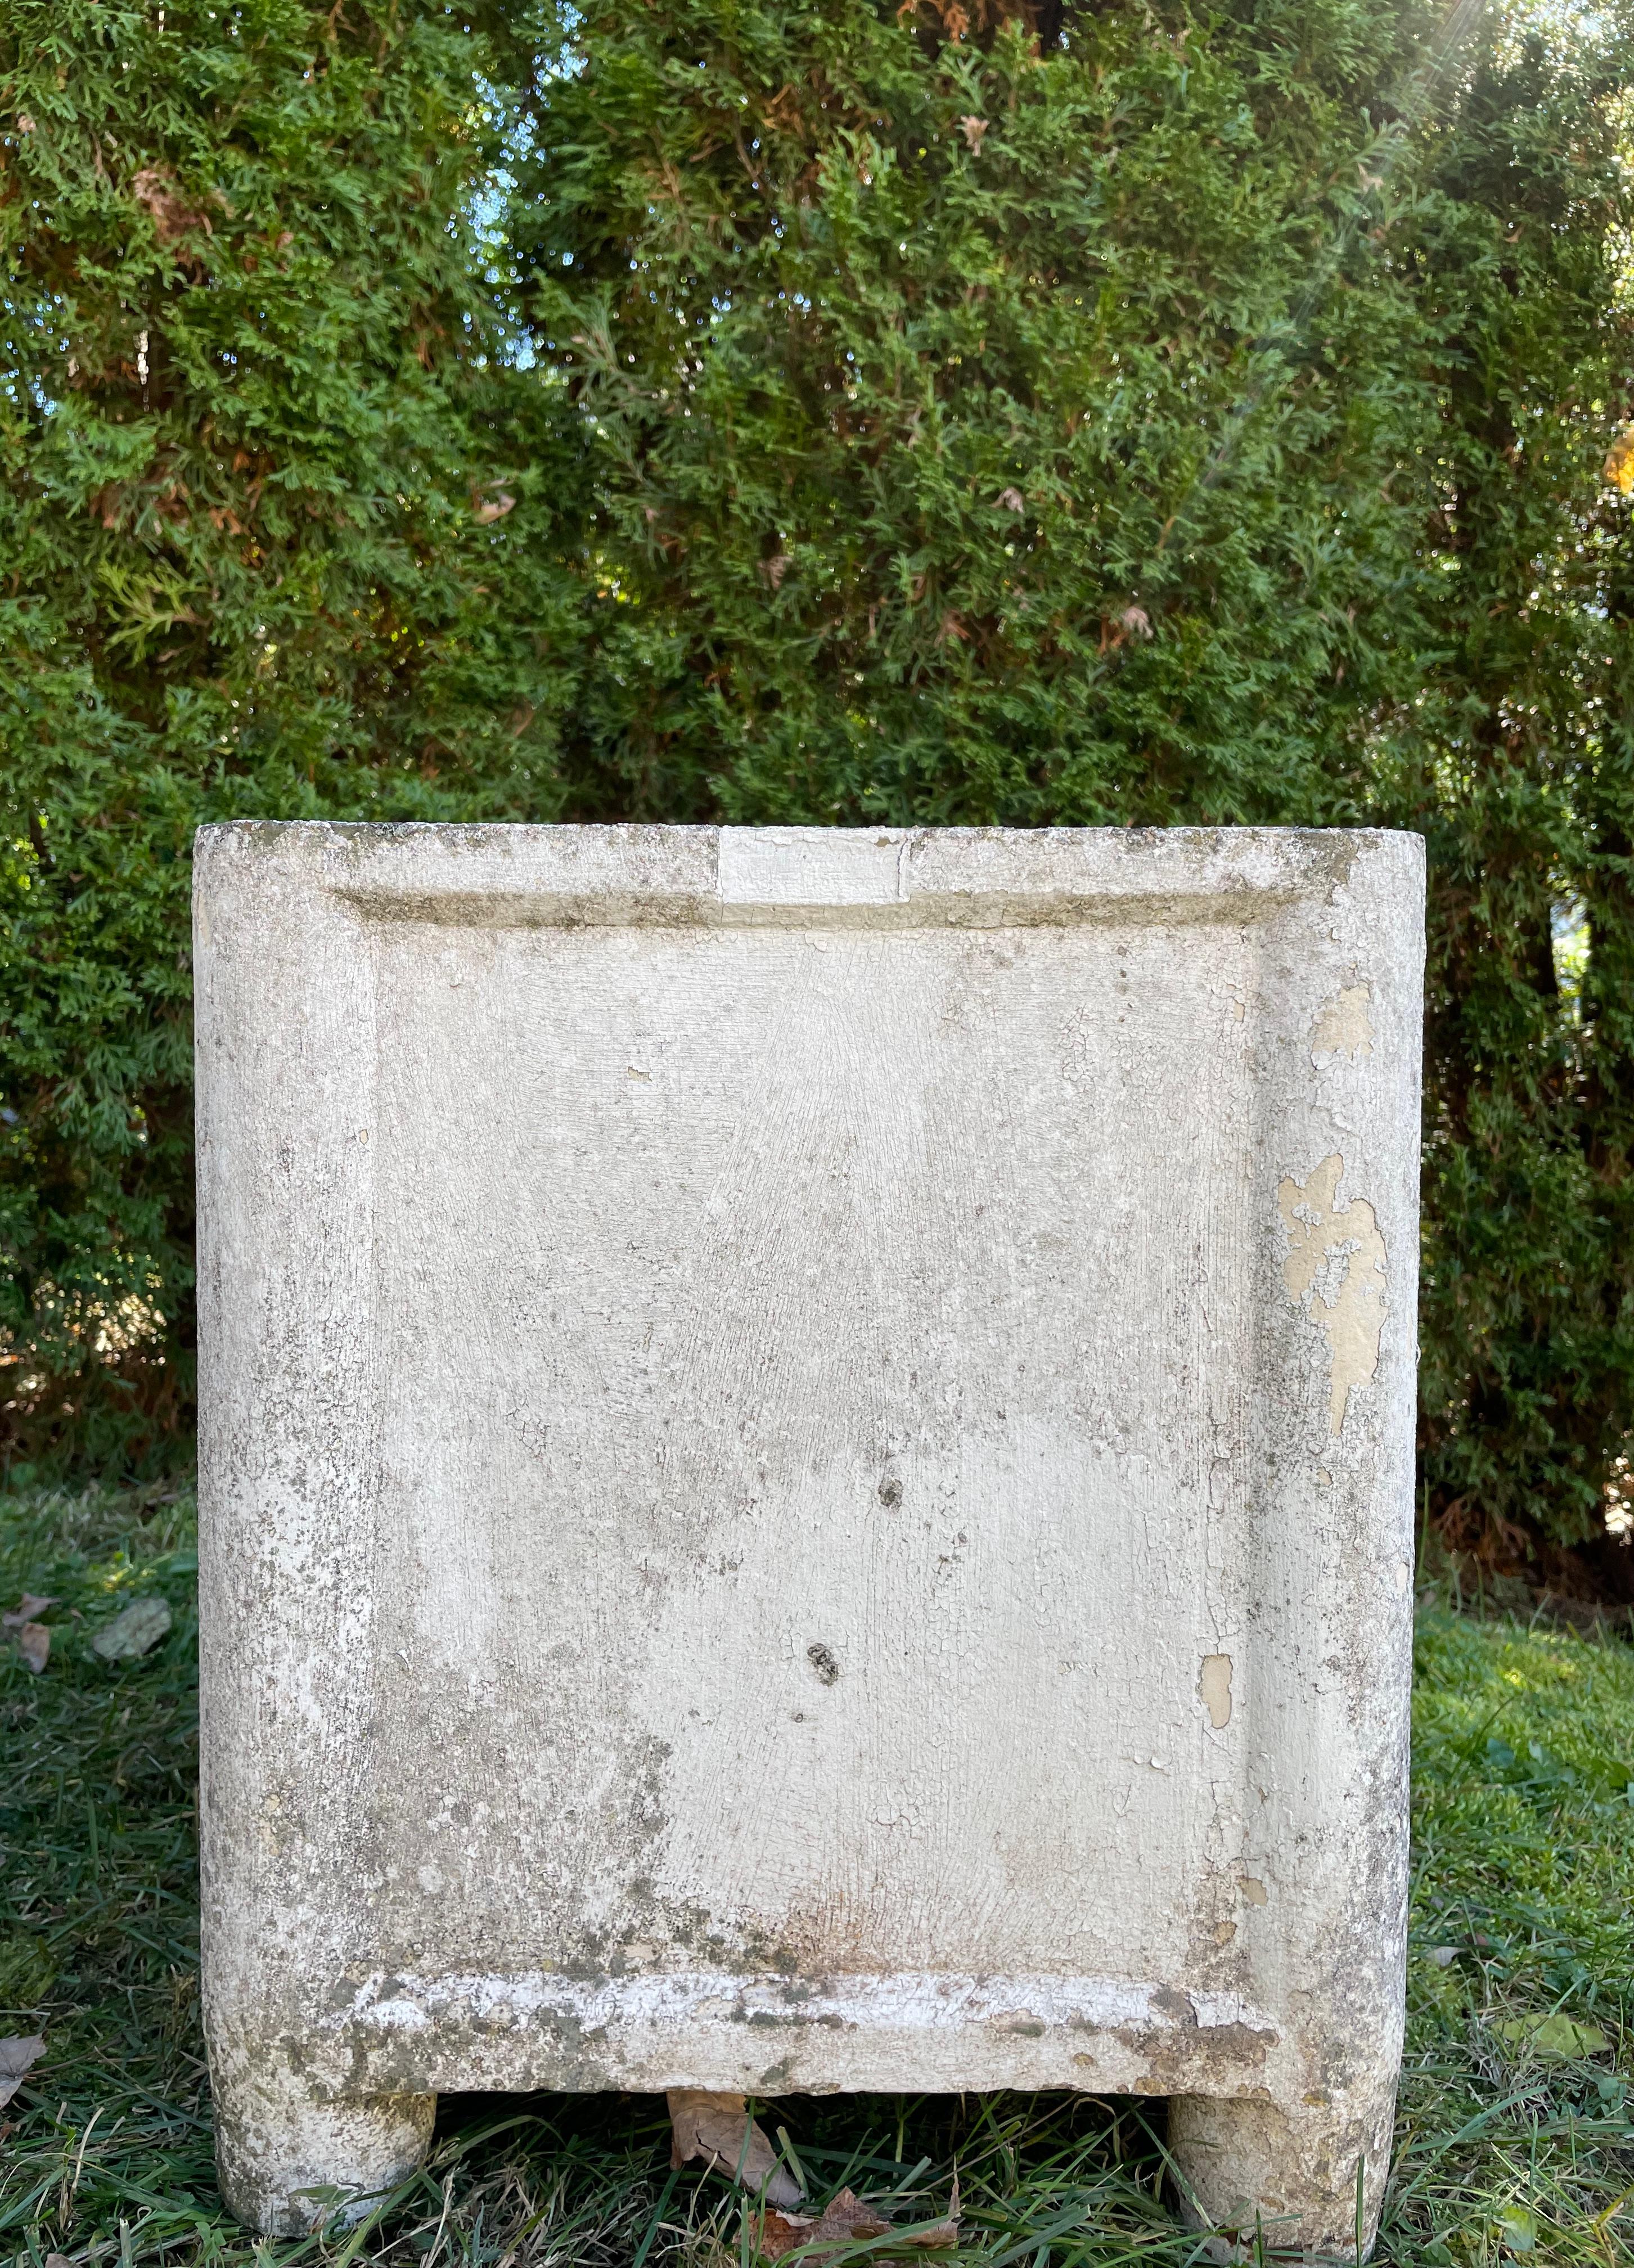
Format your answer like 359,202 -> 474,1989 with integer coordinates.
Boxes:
0,2036 -> 44,2109
667,2089 -> 803,2208
757,2189 -> 890,2259
757,2188 -> 960,2260
13,1623 -> 49,1673
4,1596 -> 56,1674
895,2218 -> 959,2250
3,1594 -> 57,1627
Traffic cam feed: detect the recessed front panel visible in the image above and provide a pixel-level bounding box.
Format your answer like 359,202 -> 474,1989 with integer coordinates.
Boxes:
351,915 -> 1259,1988
197,824 -> 1421,2116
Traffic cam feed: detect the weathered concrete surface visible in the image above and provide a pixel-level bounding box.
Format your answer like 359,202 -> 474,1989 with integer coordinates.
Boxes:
195,824 -> 1424,2254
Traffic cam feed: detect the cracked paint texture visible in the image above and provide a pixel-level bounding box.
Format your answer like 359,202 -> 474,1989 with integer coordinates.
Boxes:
193,824 -> 1424,2256
1309,984 -> 1374,1061
1278,1154 -> 1388,1434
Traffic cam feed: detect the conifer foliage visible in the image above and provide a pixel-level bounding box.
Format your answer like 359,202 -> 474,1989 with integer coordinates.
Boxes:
0,0 -> 580,1462
5,0 -> 1634,1587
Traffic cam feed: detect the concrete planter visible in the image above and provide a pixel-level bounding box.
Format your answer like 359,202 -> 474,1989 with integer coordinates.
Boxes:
195,823 -> 1423,2257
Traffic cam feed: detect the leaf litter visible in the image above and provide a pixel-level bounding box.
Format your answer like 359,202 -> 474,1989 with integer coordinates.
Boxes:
0,2033 -> 45,2109
90,1594 -> 172,1661
667,2090 -> 803,2208
757,2182 -> 960,2260
1488,2012 -> 1613,2059
3,1592 -> 57,1673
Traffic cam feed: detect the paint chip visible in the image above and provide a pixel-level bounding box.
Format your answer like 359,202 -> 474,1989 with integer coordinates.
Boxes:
1198,1653 -> 1233,1730
1311,983 -> 1373,1062
1279,1155 -> 1387,1434
1239,1876 -> 1268,1906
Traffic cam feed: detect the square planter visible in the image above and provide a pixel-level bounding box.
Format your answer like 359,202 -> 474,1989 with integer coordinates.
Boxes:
195,823 -> 1423,2257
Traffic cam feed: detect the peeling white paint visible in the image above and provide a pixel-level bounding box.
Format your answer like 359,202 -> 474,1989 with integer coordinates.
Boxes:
195,822 -> 1424,2258
718,826 -> 907,906
1199,1653 -> 1234,1730
1279,1154 -> 1388,1434
1311,983 -> 1374,1062
343,1967 -> 1278,2042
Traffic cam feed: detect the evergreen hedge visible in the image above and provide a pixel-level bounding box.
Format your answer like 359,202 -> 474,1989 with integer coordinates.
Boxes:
0,0 -> 582,1461
4,0 -> 1634,1592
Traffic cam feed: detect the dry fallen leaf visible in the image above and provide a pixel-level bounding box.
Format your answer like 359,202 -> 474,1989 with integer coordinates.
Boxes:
997,487 -> 1025,513
91,1595 -> 173,1662
893,2218 -> 959,2251
3,1594 -> 58,1626
473,484 -> 515,524
3,1596 -> 56,1674
757,2187 -> 960,2261
758,2189 -> 890,2259
667,2089 -> 803,2208
13,1623 -> 49,1673
0,2036 -> 44,2110
958,114 -> 988,152
1491,2012 -> 1612,2060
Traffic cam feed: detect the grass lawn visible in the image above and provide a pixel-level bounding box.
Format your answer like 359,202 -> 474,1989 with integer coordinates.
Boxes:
1,1482 -> 1631,2267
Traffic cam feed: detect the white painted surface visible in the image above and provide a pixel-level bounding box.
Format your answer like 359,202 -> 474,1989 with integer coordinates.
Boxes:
716,824 -> 908,903
195,825 -> 1423,2254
